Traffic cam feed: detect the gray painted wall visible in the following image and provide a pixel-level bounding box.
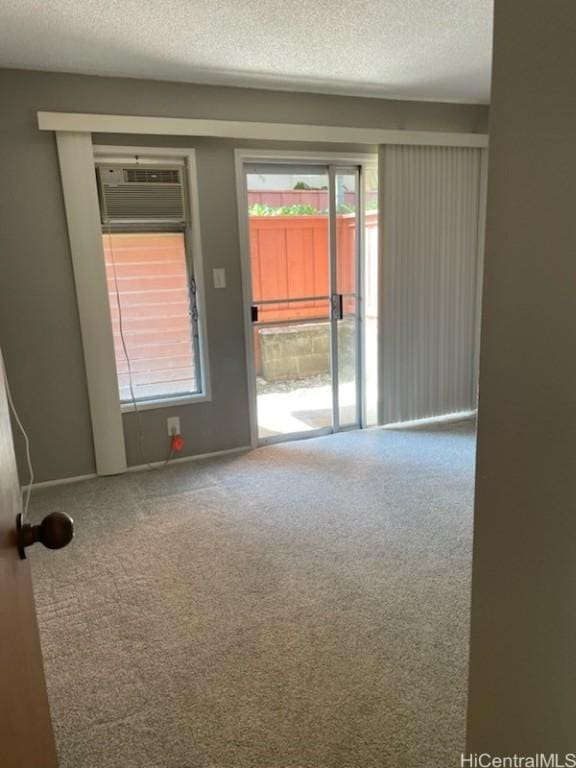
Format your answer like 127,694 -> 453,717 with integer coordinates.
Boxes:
467,0 -> 576,752
0,68 -> 488,482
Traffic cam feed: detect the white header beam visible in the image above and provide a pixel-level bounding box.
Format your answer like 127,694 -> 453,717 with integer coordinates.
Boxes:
38,112 -> 488,148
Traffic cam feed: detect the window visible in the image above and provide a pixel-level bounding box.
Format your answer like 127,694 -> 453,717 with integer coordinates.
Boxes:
96,160 -> 204,406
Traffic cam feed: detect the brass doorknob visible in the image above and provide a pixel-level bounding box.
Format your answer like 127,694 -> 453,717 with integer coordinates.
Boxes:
16,512 -> 74,560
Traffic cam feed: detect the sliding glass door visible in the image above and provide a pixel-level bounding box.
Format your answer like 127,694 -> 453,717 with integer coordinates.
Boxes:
245,163 -> 362,443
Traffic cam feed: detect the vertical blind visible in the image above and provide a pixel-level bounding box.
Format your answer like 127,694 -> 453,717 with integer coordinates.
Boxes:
380,145 -> 484,424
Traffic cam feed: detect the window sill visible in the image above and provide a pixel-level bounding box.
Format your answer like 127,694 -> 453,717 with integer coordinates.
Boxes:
120,393 -> 211,413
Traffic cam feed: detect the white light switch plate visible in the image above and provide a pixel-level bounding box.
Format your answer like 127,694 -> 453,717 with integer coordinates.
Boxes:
213,268 -> 226,289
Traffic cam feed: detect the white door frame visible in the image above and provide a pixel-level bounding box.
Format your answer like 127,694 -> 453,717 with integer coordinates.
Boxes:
234,149 -> 377,448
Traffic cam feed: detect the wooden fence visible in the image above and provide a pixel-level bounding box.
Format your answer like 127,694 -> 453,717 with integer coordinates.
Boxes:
250,213 -> 377,322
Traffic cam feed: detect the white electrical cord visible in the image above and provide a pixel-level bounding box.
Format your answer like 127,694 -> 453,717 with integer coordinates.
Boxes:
2,363 -> 34,520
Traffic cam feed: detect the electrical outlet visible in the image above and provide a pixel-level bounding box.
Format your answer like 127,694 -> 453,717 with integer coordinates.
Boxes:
167,417 -> 181,437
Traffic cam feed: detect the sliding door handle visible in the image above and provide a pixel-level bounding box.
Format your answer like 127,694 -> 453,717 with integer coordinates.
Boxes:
251,305 -> 259,323
331,294 -> 343,321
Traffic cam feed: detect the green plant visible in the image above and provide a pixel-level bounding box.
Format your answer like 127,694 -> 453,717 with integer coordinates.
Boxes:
292,181 -> 328,191
249,203 -> 320,216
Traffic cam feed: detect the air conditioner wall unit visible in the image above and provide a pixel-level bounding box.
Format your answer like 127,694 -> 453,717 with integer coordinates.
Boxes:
96,164 -> 187,225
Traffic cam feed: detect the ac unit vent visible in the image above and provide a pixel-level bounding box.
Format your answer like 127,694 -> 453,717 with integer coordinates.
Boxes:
96,164 -> 187,224
124,168 -> 180,184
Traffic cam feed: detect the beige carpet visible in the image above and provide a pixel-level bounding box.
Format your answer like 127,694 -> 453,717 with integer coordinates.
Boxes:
31,423 -> 475,768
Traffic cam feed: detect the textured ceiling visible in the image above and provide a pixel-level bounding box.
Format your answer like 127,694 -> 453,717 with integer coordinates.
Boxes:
0,0 -> 493,103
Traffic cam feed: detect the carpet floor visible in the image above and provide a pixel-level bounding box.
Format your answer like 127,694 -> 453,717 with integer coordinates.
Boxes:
31,422 -> 475,768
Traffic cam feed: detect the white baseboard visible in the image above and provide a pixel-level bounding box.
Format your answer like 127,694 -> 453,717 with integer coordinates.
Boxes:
27,445 -> 251,491
28,472 -> 98,491
382,410 -> 477,430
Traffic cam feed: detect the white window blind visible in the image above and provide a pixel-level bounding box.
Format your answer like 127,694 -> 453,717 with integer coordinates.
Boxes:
103,232 -> 199,403
380,145 -> 486,424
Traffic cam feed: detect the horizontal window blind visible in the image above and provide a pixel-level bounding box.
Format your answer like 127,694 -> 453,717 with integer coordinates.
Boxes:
102,232 -> 198,402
